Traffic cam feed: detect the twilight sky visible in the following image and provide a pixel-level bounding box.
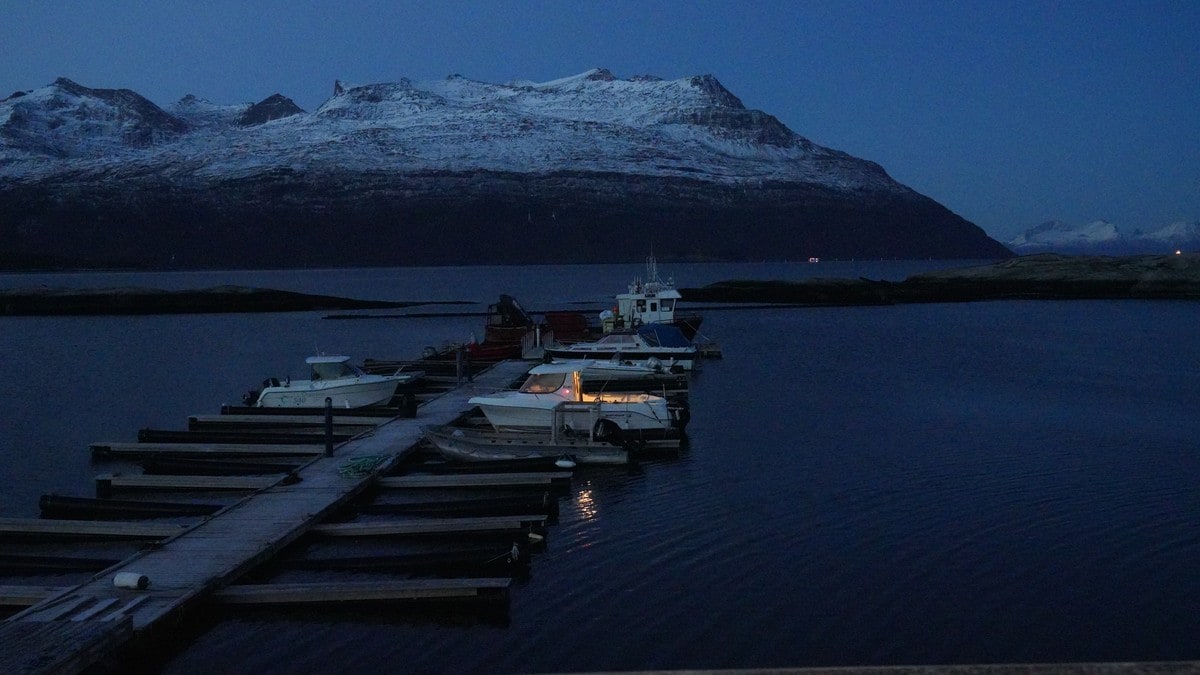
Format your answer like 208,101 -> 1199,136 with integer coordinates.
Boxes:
3,0 -> 1197,242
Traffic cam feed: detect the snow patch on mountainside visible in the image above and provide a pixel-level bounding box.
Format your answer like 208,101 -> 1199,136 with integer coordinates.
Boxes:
0,70 -> 901,193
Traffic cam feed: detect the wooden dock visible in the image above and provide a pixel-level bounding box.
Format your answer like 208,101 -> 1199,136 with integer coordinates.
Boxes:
1,359 -> 536,671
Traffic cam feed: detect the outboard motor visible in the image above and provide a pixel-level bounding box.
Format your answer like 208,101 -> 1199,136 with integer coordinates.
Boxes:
242,390 -> 260,406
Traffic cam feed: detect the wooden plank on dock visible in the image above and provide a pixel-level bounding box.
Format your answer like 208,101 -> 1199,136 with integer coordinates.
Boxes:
377,472 -> 572,489
310,515 -> 548,537
189,413 -> 394,427
96,473 -> 290,496
0,585 -> 64,607
91,442 -> 325,459
212,578 -> 510,605
0,618 -> 134,675
0,517 -> 188,540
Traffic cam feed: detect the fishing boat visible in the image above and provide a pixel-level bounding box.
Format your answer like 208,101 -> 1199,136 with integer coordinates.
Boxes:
607,255 -> 703,340
244,355 -> 421,408
468,361 -> 684,440
545,324 -> 698,371
541,256 -> 704,346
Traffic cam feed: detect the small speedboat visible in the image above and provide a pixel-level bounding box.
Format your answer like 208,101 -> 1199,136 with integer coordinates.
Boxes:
468,361 -> 684,440
545,324 -> 698,371
245,355 -> 421,408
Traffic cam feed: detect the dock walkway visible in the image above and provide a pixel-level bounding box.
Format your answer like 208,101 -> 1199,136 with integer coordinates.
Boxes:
0,360 -> 533,673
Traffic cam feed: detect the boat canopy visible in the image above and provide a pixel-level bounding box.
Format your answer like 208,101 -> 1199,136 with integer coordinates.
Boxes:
636,324 -> 691,348
305,355 -> 364,380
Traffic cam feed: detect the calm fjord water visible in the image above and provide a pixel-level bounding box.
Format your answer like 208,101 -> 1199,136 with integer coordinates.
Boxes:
1,262 -> 1197,672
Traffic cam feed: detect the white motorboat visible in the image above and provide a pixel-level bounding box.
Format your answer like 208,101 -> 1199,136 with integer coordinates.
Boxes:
246,355 -> 421,408
467,361 -> 683,440
544,324 -> 698,371
551,355 -> 689,394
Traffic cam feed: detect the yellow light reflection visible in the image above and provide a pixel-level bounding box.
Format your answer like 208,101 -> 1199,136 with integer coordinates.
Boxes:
576,487 -> 597,520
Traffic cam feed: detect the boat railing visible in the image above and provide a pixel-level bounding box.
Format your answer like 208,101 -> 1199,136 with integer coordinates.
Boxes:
550,400 -> 603,443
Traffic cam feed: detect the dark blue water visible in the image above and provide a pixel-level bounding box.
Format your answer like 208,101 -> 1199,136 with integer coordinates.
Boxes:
2,263 -> 1198,672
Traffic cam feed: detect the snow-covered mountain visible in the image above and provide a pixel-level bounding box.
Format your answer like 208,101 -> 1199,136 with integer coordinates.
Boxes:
0,71 -> 1011,269
1009,220 -> 1200,254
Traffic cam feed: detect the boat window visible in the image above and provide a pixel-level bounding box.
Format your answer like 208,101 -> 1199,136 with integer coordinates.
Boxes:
520,372 -> 567,393
636,299 -> 646,312
311,361 -> 357,380
596,334 -> 635,345
650,302 -> 657,312
661,299 -> 674,311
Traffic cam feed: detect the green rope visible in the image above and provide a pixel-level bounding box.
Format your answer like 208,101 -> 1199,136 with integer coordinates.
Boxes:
338,455 -> 388,477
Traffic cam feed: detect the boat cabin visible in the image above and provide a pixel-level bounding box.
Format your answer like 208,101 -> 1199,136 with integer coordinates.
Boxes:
518,362 -> 586,400
306,355 -> 366,381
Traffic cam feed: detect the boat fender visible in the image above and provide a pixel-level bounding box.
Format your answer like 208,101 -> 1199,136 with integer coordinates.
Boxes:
113,572 -> 149,590
555,456 -> 577,469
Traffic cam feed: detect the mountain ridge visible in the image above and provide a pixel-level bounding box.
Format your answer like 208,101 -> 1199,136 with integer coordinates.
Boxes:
0,70 -> 1012,269
1009,220 -> 1200,254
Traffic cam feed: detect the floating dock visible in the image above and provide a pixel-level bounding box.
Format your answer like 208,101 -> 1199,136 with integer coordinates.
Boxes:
0,359 -> 535,672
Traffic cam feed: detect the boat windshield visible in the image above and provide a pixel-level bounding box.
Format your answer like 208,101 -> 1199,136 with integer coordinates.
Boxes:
519,372 -> 567,393
311,361 -> 360,380
595,333 -> 638,346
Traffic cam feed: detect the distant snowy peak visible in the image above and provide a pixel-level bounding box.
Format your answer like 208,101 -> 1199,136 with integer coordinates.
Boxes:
1,77 -> 187,156
1132,220 -> 1200,244
1010,220 -> 1200,253
1009,220 -> 1120,247
170,95 -> 249,128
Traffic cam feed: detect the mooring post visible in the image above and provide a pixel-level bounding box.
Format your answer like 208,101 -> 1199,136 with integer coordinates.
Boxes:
324,397 -> 333,457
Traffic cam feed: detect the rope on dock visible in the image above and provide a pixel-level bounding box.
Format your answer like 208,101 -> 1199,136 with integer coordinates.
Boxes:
338,456 -> 389,477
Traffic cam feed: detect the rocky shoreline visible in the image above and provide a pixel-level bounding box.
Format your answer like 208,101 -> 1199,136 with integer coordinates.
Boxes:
681,254 -> 1200,305
0,285 -> 416,316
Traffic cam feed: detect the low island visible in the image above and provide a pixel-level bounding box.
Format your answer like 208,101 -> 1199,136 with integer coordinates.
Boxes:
680,254 -> 1200,306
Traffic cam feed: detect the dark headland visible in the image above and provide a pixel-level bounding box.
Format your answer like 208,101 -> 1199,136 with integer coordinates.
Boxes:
0,285 -> 419,316
680,254 -> 1200,306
